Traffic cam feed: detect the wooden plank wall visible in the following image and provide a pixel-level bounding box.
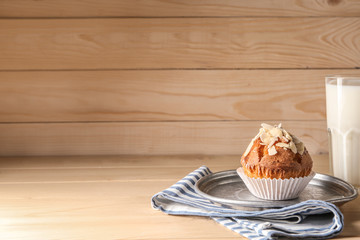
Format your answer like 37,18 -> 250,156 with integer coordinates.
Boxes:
0,0 -> 359,156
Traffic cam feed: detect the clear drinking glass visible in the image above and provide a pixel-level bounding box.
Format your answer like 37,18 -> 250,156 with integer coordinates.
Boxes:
325,75 -> 360,186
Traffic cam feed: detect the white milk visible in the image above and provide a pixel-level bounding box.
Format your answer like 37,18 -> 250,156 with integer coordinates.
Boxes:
326,78 -> 360,186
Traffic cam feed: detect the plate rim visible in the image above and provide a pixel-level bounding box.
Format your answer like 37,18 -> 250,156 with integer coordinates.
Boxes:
194,169 -> 358,209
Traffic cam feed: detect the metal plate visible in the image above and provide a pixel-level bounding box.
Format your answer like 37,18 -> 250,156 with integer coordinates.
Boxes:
195,170 -> 358,210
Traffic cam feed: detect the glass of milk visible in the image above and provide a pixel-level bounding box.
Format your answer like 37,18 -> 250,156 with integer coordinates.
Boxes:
326,75 -> 360,186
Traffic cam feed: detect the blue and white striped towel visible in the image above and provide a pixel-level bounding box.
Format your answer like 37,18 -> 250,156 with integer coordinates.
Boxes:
151,166 -> 344,240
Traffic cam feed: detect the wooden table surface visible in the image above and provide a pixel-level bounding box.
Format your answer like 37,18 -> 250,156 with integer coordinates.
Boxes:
0,155 -> 358,239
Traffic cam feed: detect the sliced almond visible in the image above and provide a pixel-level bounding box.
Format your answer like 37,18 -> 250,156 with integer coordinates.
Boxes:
260,132 -> 271,144
292,135 -> 301,144
296,142 -> 304,155
276,142 -> 289,148
283,129 -> 293,141
261,123 -> 274,130
289,141 -> 297,154
243,134 -> 261,157
269,127 -> 283,138
268,145 -> 277,155
243,141 -> 253,157
268,137 -> 277,148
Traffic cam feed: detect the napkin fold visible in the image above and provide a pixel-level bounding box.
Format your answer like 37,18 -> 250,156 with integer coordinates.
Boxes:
151,166 -> 344,240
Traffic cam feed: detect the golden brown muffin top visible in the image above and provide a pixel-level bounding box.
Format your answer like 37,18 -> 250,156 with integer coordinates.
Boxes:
240,123 -> 313,179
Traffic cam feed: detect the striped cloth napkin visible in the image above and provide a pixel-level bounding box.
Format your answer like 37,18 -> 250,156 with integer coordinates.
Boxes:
151,166 -> 344,240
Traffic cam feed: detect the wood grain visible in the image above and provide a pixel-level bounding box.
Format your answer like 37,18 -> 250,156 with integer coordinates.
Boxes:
0,166 -> 226,183
1,18 -> 359,70
0,155 -> 357,239
1,0 -> 360,17
0,69 -> 345,122
0,155 -> 240,169
0,155 -> 329,183
0,121 -> 327,156
0,198 -> 242,240
0,155 -> 330,176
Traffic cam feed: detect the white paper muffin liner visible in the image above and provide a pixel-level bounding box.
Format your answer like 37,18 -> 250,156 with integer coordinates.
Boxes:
237,167 -> 315,200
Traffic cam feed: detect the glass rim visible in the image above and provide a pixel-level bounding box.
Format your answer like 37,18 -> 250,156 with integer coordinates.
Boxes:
326,75 -> 360,85
325,74 -> 360,79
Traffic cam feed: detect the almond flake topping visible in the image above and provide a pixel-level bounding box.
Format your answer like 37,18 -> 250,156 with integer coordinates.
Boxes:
276,142 -> 289,148
243,123 -> 305,157
268,146 -> 277,155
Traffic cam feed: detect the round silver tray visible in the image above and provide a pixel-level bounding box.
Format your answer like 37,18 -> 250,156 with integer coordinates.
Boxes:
195,170 -> 358,210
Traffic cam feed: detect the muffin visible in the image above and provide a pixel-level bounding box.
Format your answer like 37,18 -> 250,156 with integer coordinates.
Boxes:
237,123 -> 315,200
